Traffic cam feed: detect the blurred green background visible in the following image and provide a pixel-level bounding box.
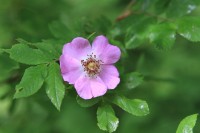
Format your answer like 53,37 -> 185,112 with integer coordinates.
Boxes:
0,0 -> 200,133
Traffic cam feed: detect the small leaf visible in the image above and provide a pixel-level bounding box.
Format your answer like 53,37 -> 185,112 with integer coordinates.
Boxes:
148,23 -> 176,50
176,114 -> 198,133
125,72 -> 144,90
76,96 -> 100,107
97,104 -> 119,133
176,17 -> 200,42
45,62 -> 65,111
112,95 -> 149,116
14,65 -> 47,98
8,43 -> 52,65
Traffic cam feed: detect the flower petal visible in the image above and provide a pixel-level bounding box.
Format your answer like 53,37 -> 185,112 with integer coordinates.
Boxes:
60,54 -> 82,84
92,35 -> 108,56
100,44 -> 121,64
62,37 -> 91,60
75,76 -> 107,99
99,65 -> 120,89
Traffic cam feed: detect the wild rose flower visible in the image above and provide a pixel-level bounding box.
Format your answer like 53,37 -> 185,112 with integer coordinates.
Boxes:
60,35 -> 121,99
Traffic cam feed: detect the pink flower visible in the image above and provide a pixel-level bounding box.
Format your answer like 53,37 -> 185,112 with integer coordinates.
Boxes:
60,35 -> 121,99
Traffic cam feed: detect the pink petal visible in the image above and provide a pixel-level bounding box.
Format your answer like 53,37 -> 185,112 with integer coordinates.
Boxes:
60,54 -> 82,84
99,65 -> 120,89
75,75 -> 107,99
92,35 -> 109,56
62,37 -> 91,60
100,44 -> 121,64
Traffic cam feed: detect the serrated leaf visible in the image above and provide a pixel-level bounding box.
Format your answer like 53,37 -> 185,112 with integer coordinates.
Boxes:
176,17 -> 200,42
148,23 -> 176,50
97,104 -> 119,133
176,114 -> 198,133
45,62 -> 65,111
125,72 -> 143,90
112,95 -> 149,116
14,65 -> 47,98
34,40 -> 63,60
76,96 -> 100,107
8,43 -> 52,65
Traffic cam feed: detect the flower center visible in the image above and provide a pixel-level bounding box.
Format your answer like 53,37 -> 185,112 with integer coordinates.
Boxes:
81,54 -> 102,77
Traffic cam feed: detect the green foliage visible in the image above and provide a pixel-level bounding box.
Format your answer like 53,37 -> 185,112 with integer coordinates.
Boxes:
8,43 -> 52,65
176,114 -> 198,133
112,95 -> 149,116
148,23 -> 176,50
14,65 -> 47,98
1,0 -> 200,132
124,72 -> 144,90
76,96 -> 100,108
45,62 -> 65,111
176,17 -> 200,42
97,104 -> 119,133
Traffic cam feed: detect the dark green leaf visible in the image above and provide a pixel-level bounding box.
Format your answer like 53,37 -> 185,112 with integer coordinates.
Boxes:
176,17 -> 200,42
125,72 -> 144,90
176,114 -> 198,133
0,53 -> 19,82
112,95 -> 149,116
76,96 -> 100,107
167,0 -> 197,18
14,65 -> 47,98
148,23 -> 176,50
45,62 -> 65,111
8,43 -> 52,65
97,104 -> 119,133
125,15 -> 156,49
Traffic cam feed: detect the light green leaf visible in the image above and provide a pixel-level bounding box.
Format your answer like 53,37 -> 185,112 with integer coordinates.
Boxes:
34,40 -> 63,60
176,17 -> 200,42
45,62 -> 65,111
97,104 -> 119,133
112,95 -> 149,116
14,65 -> 47,98
176,114 -> 198,133
125,72 -> 143,90
8,43 -> 52,65
148,23 -> 176,50
76,96 -> 100,107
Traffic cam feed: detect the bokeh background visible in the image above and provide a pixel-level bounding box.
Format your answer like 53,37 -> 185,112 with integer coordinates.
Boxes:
0,0 -> 200,133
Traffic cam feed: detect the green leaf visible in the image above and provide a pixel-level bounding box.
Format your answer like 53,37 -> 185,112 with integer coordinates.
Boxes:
76,96 -> 100,107
112,95 -> 149,116
45,62 -> 65,111
0,53 -> 19,82
125,15 -> 156,49
49,21 -> 75,41
14,65 -> 47,98
148,23 -> 176,50
97,104 -> 119,133
125,72 -> 144,90
34,40 -> 63,60
166,0 -> 197,18
176,17 -> 200,42
8,43 -> 52,65
176,114 -> 198,133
